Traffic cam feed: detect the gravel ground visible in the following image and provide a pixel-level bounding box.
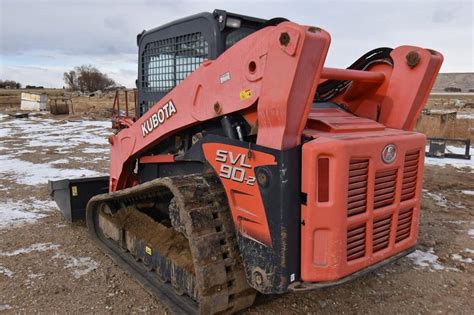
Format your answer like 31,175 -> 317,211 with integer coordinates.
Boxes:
0,113 -> 473,314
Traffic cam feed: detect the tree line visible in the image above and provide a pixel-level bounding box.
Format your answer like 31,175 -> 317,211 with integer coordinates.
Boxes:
0,80 -> 21,89
1,65 -> 118,92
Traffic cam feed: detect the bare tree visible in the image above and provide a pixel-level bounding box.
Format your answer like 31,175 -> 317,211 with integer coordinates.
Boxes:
63,70 -> 78,91
63,65 -> 117,92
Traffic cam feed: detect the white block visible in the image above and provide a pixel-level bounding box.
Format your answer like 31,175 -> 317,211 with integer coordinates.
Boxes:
20,92 -> 47,111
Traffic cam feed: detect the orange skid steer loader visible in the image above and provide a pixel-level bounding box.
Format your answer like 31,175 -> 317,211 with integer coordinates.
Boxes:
49,9 -> 442,314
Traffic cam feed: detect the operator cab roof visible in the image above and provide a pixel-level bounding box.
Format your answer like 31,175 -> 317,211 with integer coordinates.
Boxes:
137,9 -> 267,46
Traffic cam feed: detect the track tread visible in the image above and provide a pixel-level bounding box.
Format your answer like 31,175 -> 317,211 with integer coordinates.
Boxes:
86,174 -> 256,314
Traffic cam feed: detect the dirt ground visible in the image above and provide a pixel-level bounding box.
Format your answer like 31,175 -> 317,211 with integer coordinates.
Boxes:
0,88 -> 135,118
0,111 -> 473,314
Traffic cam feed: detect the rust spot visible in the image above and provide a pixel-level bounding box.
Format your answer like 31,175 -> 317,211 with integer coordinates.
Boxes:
279,32 -> 290,46
406,51 -> 421,69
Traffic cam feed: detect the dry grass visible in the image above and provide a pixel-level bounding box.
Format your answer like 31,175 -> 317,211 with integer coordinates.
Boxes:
426,95 -> 474,109
1,89 -> 473,141
0,88 -> 136,117
415,116 -> 474,142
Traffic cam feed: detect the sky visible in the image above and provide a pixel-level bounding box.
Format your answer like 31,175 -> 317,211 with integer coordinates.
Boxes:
0,0 -> 473,88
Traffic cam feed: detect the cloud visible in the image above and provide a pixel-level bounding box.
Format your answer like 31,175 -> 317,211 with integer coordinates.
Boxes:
0,0 -> 472,88
0,65 -> 67,88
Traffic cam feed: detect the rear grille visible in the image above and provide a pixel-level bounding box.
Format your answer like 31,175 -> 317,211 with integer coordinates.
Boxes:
372,215 -> 392,252
347,223 -> 366,261
346,150 -> 419,262
401,151 -> 419,201
396,208 -> 413,242
374,169 -> 397,209
347,160 -> 369,217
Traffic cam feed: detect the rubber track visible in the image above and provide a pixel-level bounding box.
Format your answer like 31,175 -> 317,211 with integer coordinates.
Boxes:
86,174 -> 256,314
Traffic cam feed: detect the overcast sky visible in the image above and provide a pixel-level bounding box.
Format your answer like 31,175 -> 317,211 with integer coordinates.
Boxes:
0,0 -> 472,88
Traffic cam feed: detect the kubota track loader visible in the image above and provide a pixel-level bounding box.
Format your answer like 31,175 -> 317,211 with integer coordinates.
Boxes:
51,9 -> 443,314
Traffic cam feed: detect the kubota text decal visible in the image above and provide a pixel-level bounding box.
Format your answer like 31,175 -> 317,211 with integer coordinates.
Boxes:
141,100 -> 177,137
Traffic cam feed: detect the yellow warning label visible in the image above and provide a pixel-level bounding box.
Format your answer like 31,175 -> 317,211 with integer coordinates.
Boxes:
71,186 -> 78,197
239,89 -> 252,100
145,246 -> 152,255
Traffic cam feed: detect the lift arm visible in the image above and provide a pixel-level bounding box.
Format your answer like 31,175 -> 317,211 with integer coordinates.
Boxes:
108,21 -> 442,192
108,22 -> 331,191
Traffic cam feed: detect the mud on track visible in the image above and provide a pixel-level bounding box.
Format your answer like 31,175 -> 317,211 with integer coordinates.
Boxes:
0,113 -> 473,314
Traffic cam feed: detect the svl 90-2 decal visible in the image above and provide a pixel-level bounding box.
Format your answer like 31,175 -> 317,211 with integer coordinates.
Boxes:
202,143 -> 277,247
215,150 -> 256,186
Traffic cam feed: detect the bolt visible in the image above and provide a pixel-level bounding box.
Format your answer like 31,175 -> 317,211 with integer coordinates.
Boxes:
279,32 -> 290,47
308,26 -> 322,33
254,271 -> 263,286
257,171 -> 268,187
406,51 -> 421,69
213,102 -> 222,114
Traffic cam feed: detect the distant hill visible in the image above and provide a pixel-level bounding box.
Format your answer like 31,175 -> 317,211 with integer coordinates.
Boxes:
432,73 -> 474,92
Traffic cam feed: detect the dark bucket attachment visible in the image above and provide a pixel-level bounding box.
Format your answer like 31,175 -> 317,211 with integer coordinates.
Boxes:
425,137 -> 471,160
48,176 -> 109,222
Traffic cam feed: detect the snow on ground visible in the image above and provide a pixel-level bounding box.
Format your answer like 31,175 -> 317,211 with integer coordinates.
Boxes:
447,220 -> 469,225
423,191 -> 448,207
407,248 -> 457,272
0,115 -> 111,230
445,145 -> 469,155
0,305 -> 12,311
0,199 -> 58,229
469,229 -> 474,238
0,127 -> 10,137
0,242 -> 99,279
83,147 -> 110,154
425,155 -> 473,170
424,144 -> 473,170
0,154 -> 103,186
457,112 -> 474,119
52,252 -> 99,278
48,158 -> 70,165
1,117 -> 110,151
461,190 -> 474,196
451,254 -> 473,264
0,243 -> 61,257
0,265 -> 15,278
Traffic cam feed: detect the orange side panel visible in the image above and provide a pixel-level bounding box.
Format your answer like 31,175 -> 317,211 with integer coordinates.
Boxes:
300,127 -> 425,282
202,143 -> 277,246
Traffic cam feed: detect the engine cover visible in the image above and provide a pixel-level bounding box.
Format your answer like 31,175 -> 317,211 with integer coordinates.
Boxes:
300,127 -> 425,282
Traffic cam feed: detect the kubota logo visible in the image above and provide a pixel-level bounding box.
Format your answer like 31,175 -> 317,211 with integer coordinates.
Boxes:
141,100 -> 177,137
382,144 -> 397,164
